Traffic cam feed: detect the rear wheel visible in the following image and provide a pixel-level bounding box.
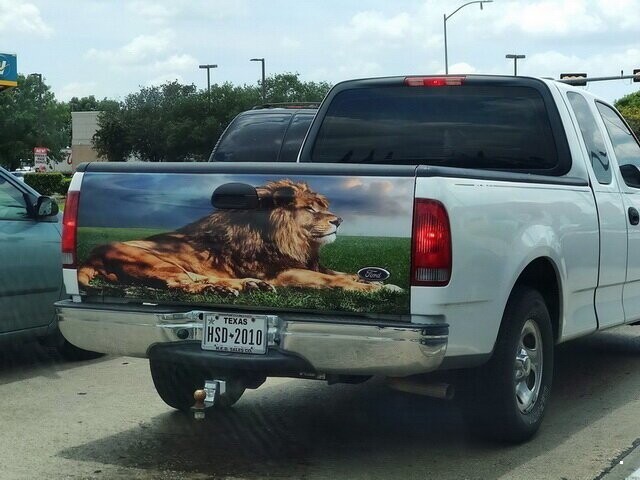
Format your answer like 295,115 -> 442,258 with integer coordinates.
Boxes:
462,286 -> 554,443
149,359 -> 245,412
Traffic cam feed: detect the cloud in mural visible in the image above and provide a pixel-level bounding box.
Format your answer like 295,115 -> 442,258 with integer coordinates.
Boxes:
78,173 -> 414,237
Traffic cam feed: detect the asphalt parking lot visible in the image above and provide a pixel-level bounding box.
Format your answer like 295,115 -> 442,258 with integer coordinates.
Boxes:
1,327 -> 640,480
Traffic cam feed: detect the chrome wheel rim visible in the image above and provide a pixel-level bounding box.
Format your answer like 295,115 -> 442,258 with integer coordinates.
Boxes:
514,319 -> 543,414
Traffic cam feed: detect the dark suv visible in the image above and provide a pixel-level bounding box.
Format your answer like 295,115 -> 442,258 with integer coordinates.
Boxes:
209,105 -> 317,163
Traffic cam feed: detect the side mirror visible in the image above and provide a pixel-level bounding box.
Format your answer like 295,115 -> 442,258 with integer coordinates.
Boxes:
620,164 -> 640,189
35,196 -> 59,218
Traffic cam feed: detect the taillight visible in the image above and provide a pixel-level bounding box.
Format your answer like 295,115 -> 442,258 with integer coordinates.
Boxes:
404,76 -> 465,87
62,190 -> 80,268
411,199 -> 452,286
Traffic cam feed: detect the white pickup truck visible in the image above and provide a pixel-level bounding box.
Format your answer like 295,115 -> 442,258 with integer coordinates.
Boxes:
56,75 -> 640,442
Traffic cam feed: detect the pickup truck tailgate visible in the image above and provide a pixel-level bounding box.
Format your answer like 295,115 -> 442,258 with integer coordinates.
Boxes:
74,164 -> 415,315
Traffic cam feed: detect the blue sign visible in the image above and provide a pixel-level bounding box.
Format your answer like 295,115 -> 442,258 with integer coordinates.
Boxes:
0,53 -> 18,88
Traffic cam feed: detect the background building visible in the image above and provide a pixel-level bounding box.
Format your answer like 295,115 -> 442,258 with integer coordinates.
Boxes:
71,111 -> 106,170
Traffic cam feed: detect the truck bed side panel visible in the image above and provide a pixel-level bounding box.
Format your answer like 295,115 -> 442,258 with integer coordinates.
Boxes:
413,175 -> 599,358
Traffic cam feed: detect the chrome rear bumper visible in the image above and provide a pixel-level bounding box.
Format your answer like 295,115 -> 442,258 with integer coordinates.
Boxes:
56,301 -> 448,377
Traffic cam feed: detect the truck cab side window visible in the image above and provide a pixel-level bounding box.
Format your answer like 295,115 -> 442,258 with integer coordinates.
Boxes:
596,102 -> 640,189
567,92 -> 611,185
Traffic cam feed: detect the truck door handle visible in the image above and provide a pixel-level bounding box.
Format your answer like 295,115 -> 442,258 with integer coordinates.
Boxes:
629,207 -> 640,225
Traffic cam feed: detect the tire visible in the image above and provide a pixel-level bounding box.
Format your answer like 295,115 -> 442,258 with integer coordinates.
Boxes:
149,359 -> 245,412
462,286 -> 554,443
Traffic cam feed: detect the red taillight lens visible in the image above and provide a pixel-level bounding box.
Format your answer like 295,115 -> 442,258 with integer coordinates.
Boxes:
404,76 -> 465,87
411,199 -> 452,286
62,190 -> 80,268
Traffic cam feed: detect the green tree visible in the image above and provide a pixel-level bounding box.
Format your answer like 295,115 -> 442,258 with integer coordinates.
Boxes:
92,106 -> 133,162
614,91 -> 640,137
93,74 -> 332,162
264,73 -> 331,104
69,95 -> 119,112
0,74 -> 71,170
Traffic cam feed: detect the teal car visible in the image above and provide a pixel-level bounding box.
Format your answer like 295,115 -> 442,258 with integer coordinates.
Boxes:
0,167 -> 97,359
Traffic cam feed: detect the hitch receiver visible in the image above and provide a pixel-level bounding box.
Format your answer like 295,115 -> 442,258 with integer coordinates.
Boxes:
190,379 -> 227,420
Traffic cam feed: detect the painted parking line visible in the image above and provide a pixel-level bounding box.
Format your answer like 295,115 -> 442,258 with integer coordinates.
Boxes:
597,440 -> 640,480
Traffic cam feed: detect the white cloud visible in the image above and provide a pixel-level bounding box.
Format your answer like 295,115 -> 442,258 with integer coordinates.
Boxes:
126,0 -> 247,23
280,36 -> 301,50
337,60 -> 382,78
310,60 -> 383,82
86,30 -> 175,65
526,48 -> 640,77
339,11 -> 414,41
147,73 -> 185,86
438,62 -> 477,75
498,1 -> 603,36
84,30 -> 197,88
56,81 -> 98,101
0,0 -> 52,37
151,54 -> 199,72
332,7 -> 441,54
491,0 -> 640,37
127,1 -> 178,23
596,0 -> 640,30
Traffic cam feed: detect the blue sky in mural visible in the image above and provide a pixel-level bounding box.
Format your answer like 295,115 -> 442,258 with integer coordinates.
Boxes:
78,173 -> 414,237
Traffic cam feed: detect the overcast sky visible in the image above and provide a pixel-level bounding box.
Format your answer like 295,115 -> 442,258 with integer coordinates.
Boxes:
1,0 -> 639,103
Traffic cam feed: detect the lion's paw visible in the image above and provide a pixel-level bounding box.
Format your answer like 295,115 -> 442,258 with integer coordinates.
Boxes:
382,284 -> 404,293
241,279 -> 276,293
200,284 -> 240,297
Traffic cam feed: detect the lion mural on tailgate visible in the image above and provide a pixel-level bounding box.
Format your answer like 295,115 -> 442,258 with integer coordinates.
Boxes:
77,180 -> 403,296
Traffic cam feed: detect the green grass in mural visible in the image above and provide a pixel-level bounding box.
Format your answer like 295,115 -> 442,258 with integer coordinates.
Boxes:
78,227 -> 410,314
77,227 -> 166,264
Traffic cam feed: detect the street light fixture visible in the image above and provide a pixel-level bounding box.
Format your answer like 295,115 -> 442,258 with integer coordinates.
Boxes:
198,64 -> 217,100
444,1 -> 493,74
250,58 -> 266,103
505,54 -> 526,76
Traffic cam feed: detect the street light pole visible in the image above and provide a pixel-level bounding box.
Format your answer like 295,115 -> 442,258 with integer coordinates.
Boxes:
198,64 -> 217,101
443,1 -> 493,74
505,54 -> 526,76
250,58 -> 266,103
29,73 -> 43,146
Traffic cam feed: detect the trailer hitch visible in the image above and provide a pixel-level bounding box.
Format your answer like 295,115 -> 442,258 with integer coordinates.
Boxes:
191,379 -> 227,420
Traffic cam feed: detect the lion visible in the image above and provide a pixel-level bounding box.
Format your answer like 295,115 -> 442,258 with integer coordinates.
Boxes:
77,179 -> 403,296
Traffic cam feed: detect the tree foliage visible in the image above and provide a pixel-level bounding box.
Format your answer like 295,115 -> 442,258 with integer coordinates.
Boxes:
23,172 -> 66,195
614,91 -> 640,137
264,73 -> 331,104
93,73 -> 332,162
0,75 -> 71,170
69,95 -> 119,113
0,73 -> 331,168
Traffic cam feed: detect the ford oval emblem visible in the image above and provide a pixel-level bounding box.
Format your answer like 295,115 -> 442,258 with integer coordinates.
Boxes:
357,267 -> 390,282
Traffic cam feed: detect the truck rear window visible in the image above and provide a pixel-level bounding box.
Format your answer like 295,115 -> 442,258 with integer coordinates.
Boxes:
310,85 -> 564,174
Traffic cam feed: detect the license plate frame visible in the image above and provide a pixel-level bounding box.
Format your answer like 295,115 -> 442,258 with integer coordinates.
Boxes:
201,313 -> 268,355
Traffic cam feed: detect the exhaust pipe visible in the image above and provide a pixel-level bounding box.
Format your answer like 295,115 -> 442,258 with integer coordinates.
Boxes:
387,377 -> 455,400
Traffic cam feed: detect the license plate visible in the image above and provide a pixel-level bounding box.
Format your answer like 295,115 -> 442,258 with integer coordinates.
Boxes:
201,313 -> 268,354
